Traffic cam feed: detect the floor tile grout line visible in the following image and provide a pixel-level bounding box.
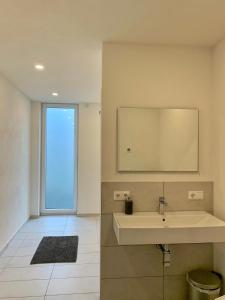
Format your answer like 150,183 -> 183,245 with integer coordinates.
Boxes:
44,291 -> 100,298
44,216 -> 69,298
0,274 -> 100,283
96,218 -> 100,244
0,278 -> 50,283
0,216 -> 100,298
0,296 -> 44,299
48,274 -> 100,280
44,263 -> 55,298
4,260 -> 100,269
63,215 -> 69,236
1,251 -> 100,259
1,233 -> 28,271
0,292 -> 100,300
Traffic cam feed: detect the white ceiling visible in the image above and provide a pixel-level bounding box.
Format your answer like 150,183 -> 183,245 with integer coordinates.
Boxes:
1,0 -> 225,103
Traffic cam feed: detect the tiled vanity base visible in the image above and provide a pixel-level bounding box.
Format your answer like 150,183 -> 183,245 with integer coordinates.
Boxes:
100,182 -> 213,300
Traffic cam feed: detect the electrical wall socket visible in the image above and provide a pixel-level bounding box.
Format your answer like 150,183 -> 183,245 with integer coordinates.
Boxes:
114,191 -> 130,201
188,191 -> 204,200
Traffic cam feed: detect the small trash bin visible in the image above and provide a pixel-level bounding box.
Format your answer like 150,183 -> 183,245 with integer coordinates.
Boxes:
187,270 -> 221,300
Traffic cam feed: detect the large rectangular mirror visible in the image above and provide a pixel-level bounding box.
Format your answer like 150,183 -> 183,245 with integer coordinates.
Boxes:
118,107 -> 199,172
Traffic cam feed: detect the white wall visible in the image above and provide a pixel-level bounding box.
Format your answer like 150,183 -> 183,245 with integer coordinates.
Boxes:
0,74 -> 30,251
212,38 -> 225,286
78,103 -> 101,214
102,43 -> 212,182
30,102 -> 101,215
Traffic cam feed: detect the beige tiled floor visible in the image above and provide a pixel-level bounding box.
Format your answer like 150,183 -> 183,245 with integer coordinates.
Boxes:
0,215 -> 100,299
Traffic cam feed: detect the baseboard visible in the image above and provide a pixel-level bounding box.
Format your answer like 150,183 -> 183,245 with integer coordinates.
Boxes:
30,215 -> 40,219
40,211 -> 76,216
32,212 -> 100,217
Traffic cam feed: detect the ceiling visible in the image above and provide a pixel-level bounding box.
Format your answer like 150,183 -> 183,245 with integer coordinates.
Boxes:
1,0 -> 225,103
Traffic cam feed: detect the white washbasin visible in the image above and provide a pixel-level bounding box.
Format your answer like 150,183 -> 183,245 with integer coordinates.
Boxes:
113,211 -> 225,245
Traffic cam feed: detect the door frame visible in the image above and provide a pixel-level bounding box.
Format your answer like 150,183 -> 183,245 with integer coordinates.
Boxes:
41,103 -> 78,215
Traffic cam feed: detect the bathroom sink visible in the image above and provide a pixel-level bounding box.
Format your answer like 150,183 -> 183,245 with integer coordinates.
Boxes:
113,211 -> 225,245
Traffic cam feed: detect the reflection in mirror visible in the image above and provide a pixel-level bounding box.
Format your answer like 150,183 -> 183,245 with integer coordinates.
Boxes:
118,108 -> 198,172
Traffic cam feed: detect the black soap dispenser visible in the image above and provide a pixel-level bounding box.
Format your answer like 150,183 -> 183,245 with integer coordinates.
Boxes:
125,196 -> 133,215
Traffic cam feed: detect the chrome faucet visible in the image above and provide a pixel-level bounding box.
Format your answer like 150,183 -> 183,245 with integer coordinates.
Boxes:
159,197 -> 168,216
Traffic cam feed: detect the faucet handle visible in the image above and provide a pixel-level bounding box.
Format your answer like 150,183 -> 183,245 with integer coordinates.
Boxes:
159,196 -> 165,203
159,197 -> 168,205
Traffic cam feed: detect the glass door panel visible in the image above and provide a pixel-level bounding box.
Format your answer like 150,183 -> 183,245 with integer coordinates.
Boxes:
42,105 -> 77,212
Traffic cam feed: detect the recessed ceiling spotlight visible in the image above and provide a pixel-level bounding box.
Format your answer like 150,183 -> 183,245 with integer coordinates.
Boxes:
35,64 -> 45,71
52,92 -> 58,96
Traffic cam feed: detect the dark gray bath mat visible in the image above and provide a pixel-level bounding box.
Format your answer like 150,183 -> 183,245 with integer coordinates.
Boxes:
30,236 -> 78,264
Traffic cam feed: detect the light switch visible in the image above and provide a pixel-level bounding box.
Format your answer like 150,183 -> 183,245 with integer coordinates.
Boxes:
188,191 -> 204,200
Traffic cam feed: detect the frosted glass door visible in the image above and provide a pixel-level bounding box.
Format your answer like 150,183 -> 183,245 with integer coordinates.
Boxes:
44,106 -> 77,210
